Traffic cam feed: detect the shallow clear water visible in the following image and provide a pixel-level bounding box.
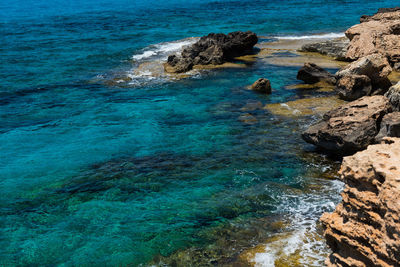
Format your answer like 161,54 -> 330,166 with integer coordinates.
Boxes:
0,0 -> 395,266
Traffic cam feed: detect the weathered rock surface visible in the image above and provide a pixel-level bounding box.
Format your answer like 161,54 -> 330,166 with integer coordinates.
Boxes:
335,54 -> 393,99
164,31 -> 258,73
375,112 -> 400,142
250,78 -> 271,94
335,74 -> 372,101
299,38 -> 350,61
385,81 -> 400,111
345,8 -> 400,63
297,63 -> 336,85
321,137 -> 400,267
302,95 -> 391,155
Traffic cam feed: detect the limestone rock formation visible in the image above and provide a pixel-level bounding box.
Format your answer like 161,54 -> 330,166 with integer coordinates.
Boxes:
250,78 -> 271,94
297,63 -> 336,85
385,81 -> 400,111
335,54 -> 393,99
335,74 -> 372,101
299,38 -> 349,61
302,95 -> 392,155
164,31 -> 258,73
345,8 -> 400,63
321,137 -> 400,267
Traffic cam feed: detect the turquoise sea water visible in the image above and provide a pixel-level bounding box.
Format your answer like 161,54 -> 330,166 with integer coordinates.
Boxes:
0,0 -> 396,266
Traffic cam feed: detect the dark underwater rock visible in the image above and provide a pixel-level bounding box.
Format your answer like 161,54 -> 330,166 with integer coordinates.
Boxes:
164,31 -> 258,73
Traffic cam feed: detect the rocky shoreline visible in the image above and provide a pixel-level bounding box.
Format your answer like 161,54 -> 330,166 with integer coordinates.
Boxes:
161,7 -> 400,266
301,8 -> 400,266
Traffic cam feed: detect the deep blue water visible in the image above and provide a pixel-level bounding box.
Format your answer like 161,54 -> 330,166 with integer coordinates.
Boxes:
0,0 -> 396,266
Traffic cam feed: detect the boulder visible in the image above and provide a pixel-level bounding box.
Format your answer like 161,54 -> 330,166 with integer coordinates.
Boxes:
250,78 -> 271,94
375,112 -> 400,142
345,8 -> 400,63
302,95 -> 392,155
298,38 -> 349,61
335,74 -> 372,101
164,31 -> 258,73
384,81 -> 400,111
321,137 -> 400,267
296,63 -> 336,85
335,53 -> 392,98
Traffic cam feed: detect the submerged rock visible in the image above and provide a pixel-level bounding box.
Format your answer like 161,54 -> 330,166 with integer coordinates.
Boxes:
298,38 -> 349,61
321,137 -> 400,267
297,63 -> 336,85
164,31 -> 258,73
250,78 -> 271,94
384,81 -> 400,111
302,95 -> 392,155
345,8 -> 400,63
335,53 -> 393,99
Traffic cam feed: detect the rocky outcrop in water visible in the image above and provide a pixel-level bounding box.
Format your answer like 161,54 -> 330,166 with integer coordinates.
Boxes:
335,53 -> 393,100
299,38 -> 349,61
385,81 -> 400,111
164,31 -> 258,73
320,137 -> 400,267
345,8 -> 400,64
250,78 -> 271,94
296,63 -> 336,85
302,95 -> 392,155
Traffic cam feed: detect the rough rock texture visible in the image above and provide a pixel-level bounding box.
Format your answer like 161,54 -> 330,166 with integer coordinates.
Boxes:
375,112 -> 400,142
164,31 -> 258,73
302,95 -> 392,155
250,78 -> 271,94
299,38 -> 350,61
335,74 -> 372,101
335,53 -> 393,98
345,9 -> 400,63
297,63 -> 336,85
321,137 -> 400,267
385,81 -> 400,111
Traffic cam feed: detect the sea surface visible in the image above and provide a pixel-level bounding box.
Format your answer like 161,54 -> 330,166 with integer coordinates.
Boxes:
0,0 -> 396,266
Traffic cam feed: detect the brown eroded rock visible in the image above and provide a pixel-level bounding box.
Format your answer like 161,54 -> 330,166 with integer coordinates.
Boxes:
335,54 -> 393,99
335,74 -> 372,101
302,95 -> 392,155
321,137 -> 400,267
297,62 -> 336,85
250,78 -> 272,94
346,8 -> 400,63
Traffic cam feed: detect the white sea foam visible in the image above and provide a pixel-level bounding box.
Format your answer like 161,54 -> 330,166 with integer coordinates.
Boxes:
132,38 -> 198,61
276,32 -> 345,40
251,179 -> 344,267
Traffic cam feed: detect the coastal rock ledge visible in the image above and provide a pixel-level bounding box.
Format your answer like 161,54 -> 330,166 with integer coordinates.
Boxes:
321,137 -> 400,267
